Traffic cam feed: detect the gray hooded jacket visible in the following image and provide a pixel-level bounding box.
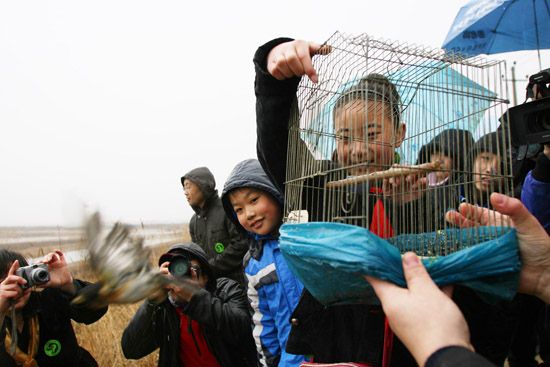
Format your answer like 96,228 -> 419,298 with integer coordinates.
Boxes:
181,167 -> 249,285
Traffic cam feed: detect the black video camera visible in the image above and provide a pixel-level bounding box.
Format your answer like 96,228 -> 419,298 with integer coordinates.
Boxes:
16,264 -> 50,289
168,254 -> 192,279
508,68 -> 550,147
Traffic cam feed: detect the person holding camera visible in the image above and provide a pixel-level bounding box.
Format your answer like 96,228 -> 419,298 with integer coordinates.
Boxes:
0,249 -> 108,367
121,242 -> 259,367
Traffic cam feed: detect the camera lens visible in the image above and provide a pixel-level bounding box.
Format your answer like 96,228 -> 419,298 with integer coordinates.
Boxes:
30,267 -> 50,284
168,256 -> 190,278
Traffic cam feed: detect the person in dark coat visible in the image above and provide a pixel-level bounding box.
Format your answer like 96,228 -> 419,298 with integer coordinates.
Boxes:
463,131 -> 512,207
181,167 -> 249,285
0,249 -> 108,367
254,37 -> 416,366
406,128 -> 475,234
121,242 -> 259,367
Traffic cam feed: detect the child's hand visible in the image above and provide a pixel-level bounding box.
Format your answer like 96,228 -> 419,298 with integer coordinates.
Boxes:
266,40 -> 330,84
382,165 -> 427,205
41,250 -> 75,294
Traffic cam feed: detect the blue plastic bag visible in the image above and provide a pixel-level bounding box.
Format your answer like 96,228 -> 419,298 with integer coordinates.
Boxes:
279,222 -> 520,306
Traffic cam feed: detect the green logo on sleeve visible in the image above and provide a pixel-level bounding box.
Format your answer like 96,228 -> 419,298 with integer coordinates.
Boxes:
214,242 -> 225,253
44,339 -> 61,357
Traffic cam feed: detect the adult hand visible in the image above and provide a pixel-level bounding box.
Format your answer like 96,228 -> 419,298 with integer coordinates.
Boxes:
0,260 -> 31,313
266,40 -> 330,83
365,253 -> 473,367
41,250 -> 75,294
446,192 -> 550,303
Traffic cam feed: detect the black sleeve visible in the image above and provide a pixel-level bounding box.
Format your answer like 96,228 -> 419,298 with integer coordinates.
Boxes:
209,216 -> 250,276
189,215 -> 197,243
64,279 -> 108,324
425,346 -> 497,367
183,279 -> 252,341
254,37 -> 302,193
121,301 -> 162,359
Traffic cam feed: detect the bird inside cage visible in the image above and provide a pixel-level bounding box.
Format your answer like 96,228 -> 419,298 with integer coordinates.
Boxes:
276,32 -> 520,307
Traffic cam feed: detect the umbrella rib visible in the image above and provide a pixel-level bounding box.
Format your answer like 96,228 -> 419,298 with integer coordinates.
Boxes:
486,0 -> 518,52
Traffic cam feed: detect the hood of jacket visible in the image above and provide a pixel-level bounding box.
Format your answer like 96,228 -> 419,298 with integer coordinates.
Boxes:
417,128 -> 475,172
181,167 -> 218,213
221,159 -> 284,235
158,242 -> 216,291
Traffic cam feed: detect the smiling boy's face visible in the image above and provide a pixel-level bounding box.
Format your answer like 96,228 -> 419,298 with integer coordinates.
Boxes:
228,187 -> 281,236
334,99 -> 405,176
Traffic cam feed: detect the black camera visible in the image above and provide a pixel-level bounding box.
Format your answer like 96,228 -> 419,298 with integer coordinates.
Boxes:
508,68 -> 550,147
508,97 -> 550,145
16,264 -> 50,289
168,254 -> 191,279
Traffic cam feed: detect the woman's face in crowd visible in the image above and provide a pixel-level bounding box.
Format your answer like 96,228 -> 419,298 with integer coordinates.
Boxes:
334,99 -> 405,176
430,152 -> 453,184
473,152 -> 502,192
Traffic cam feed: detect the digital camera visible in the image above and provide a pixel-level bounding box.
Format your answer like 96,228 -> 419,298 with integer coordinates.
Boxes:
16,263 -> 50,289
168,254 -> 191,279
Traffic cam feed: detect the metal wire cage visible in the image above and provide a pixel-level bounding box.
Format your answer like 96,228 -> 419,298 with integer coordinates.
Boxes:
284,32 -> 513,256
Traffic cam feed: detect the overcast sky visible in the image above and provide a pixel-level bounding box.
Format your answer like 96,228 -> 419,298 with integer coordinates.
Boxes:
1,0 -> 547,226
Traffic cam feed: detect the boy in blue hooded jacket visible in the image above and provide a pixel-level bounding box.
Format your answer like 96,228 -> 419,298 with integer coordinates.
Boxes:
221,159 -> 305,367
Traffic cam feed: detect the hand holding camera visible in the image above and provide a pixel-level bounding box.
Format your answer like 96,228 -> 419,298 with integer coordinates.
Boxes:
158,254 -> 203,304
0,260 -> 31,313
40,250 -> 75,294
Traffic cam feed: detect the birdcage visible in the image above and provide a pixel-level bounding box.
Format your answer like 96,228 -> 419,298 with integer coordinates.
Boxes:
279,32 -> 519,305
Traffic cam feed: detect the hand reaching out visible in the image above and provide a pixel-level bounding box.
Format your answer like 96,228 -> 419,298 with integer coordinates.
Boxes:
446,192 -> 550,303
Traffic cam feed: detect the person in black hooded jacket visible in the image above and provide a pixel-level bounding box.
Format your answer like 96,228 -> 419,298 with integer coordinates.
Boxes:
181,167 -> 249,285
254,37 -> 417,367
0,249 -> 107,367
410,128 -> 475,234
121,242 -> 259,367
253,36 -> 522,367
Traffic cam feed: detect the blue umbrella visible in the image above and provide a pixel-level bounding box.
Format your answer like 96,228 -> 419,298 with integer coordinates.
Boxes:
442,0 -> 550,68
301,61 -> 496,164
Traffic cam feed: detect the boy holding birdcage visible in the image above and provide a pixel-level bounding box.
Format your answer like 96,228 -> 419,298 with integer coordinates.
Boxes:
253,37 -> 419,366
253,35 -> 521,367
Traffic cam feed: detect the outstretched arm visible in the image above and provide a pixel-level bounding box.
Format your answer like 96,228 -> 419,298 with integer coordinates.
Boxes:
255,38 -> 323,192
445,192 -> 550,303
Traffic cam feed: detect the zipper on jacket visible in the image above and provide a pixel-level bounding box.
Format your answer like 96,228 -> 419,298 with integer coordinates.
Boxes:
187,317 -> 202,355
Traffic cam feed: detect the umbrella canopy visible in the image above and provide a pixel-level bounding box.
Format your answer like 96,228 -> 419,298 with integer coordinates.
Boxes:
442,0 -> 550,67
301,61 -> 497,164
